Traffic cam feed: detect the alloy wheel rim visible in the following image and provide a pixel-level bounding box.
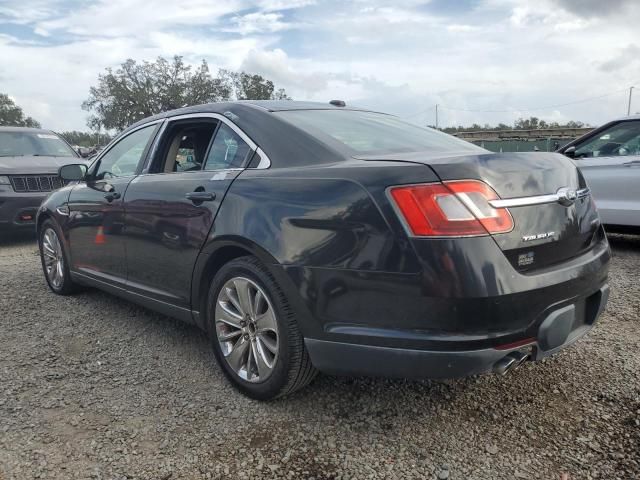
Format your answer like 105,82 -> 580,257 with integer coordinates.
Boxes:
215,277 -> 279,383
42,228 -> 64,289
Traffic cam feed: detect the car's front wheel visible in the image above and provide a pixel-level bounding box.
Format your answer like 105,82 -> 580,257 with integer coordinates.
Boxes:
39,219 -> 81,295
207,256 -> 317,400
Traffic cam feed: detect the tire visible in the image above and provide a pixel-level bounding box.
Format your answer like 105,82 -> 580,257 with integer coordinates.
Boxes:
38,219 -> 82,295
206,256 -> 317,400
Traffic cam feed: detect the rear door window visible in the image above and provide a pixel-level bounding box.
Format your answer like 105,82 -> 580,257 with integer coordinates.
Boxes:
204,124 -> 252,170
152,120 -> 218,174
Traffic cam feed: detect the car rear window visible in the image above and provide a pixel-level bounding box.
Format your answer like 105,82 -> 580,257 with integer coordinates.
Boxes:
276,109 -> 483,155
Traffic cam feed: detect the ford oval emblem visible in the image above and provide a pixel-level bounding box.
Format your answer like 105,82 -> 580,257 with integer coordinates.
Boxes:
556,187 -> 577,206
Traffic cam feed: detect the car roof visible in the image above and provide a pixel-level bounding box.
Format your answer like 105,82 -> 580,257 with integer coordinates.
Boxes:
235,100 -> 371,112
118,100 -> 375,168
603,113 -> 640,123
558,113 -> 640,152
0,126 -> 55,134
126,100 -> 377,130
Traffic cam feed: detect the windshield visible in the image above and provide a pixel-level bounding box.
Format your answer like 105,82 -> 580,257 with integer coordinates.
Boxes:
0,131 -> 76,157
276,109 -> 484,155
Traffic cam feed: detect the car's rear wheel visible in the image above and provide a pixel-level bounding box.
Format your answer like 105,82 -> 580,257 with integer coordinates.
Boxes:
39,219 -> 81,295
207,256 -> 317,400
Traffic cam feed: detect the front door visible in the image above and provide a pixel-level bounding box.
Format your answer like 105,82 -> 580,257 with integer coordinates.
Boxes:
123,117 -> 254,308
572,120 -> 640,227
66,124 -> 159,283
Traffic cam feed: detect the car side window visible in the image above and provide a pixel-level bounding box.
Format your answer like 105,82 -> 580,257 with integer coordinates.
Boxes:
94,125 -> 156,180
157,121 -> 218,173
204,124 -> 252,170
574,121 -> 640,159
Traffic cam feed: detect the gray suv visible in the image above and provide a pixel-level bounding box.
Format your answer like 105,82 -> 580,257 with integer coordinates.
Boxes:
0,127 -> 82,235
558,115 -> 640,232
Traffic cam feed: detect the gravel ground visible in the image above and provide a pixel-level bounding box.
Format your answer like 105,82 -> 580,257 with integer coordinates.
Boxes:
0,233 -> 638,480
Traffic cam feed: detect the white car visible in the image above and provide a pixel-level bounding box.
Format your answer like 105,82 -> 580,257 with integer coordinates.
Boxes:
558,115 -> 640,232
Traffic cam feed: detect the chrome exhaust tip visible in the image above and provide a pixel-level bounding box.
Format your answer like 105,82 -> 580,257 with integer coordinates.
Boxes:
511,350 -> 530,369
493,350 -> 530,375
493,354 -> 518,375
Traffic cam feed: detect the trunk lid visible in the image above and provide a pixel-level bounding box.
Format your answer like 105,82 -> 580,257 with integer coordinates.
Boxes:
357,151 -> 602,272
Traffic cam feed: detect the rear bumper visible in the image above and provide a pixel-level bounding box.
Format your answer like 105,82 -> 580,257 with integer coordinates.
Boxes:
277,232 -> 611,378
0,190 -> 47,232
305,284 -> 609,378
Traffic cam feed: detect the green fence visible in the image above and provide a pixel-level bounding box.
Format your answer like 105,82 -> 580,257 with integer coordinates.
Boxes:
472,138 -> 574,153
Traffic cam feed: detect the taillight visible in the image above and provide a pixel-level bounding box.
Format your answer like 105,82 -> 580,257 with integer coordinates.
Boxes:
389,180 -> 514,237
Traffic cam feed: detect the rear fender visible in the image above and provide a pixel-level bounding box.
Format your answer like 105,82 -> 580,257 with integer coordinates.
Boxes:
191,236 -> 311,333
192,161 -> 437,334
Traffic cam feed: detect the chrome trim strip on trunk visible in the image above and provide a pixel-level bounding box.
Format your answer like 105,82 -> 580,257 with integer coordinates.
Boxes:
489,188 -> 590,209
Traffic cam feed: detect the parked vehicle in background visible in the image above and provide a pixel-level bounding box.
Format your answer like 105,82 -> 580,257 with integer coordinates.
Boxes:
558,115 -> 640,232
0,127 -> 82,235
37,101 -> 609,400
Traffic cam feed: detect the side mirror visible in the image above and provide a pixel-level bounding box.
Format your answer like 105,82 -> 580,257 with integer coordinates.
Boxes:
76,147 -> 92,158
563,146 -> 576,158
59,163 -> 88,181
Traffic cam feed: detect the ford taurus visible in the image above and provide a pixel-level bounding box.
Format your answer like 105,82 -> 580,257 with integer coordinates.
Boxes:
37,101 -> 610,399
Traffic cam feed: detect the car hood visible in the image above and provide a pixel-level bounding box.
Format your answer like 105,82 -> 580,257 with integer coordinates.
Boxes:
0,155 -> 84,175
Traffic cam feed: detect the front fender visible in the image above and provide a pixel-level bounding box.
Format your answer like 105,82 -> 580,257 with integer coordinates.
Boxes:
36,186 -> 73,235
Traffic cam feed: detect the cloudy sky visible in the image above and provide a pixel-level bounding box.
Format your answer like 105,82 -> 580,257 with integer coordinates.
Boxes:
0,0 -> 638,131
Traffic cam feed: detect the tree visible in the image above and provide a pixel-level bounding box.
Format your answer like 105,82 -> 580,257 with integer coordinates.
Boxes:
219,70 -> 292,101
0,93 -> 41,128
441,117 -> 589,134
83,56 -> 291,131
58,130 -> 112,147
514,117 -> 585,130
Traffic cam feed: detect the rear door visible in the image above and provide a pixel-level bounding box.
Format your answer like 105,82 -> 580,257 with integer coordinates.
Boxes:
570,120 -> 640,227
66,123 -> 159,283
123,114 -> 257,308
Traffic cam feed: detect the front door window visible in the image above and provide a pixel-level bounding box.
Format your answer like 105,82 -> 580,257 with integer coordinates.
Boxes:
94,125 -> 157,179
574,121 -> 640,158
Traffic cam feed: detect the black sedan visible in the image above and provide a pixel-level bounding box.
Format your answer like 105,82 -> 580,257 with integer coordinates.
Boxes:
37,101 -> 610,399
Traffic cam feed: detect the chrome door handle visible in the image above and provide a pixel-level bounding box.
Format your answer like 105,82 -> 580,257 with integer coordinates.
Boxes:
623,160 -> 640,167
185,191 -> 215,202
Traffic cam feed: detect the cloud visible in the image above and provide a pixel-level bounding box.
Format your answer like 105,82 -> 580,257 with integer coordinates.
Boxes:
0,0 -> 64,24
446,24 -> 480,32
599,44 -> 640,72
550,0 -> 639,18
230,12 -> 293,35
256,0 -> 316,10
240,48 -> 329,94
34,0 -> 245,37
0,0 -> 636,131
